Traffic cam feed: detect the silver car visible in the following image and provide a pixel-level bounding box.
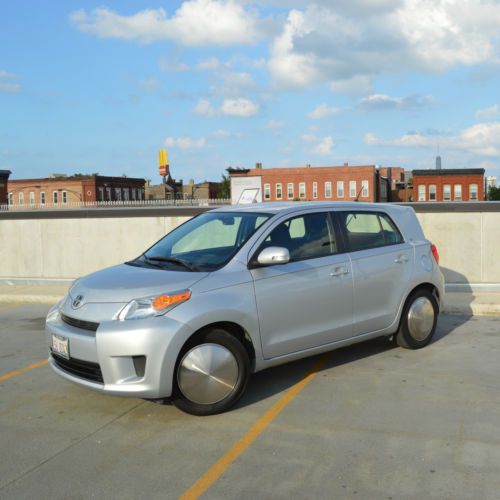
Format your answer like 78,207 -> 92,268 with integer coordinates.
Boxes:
46,202 -> 444,415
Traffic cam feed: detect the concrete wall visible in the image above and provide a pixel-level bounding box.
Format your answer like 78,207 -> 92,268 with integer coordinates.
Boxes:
0,205 -> 499,286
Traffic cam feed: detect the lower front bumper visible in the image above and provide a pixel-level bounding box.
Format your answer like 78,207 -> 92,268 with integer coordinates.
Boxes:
46,308 -> 194,399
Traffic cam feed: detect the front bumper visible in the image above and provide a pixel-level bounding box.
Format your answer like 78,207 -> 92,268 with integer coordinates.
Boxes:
46,305 -> 194,399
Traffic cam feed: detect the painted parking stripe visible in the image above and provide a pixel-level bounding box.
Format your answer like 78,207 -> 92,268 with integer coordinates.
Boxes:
0,359 -> 48,382
180,352 -> 331,500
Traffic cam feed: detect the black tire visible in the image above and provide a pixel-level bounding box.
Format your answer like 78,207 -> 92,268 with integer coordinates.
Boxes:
396,289 -> 438,349
172,329 -> 250,416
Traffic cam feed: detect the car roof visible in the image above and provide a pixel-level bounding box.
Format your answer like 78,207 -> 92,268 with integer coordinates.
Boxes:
211,201 -> 411,216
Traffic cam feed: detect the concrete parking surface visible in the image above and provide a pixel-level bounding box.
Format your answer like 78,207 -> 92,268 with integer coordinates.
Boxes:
1,303 -> 500,499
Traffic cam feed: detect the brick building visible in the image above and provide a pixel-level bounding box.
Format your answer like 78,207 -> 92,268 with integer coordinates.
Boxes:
412,169 -> 485,202
0,170 -> 11,205
182,179 -> 222,200
229,164 -> 407,203
7,174 -> 146,207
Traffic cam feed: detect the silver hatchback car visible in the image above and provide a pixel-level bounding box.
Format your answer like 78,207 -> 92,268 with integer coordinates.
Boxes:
46,202 -> 444,415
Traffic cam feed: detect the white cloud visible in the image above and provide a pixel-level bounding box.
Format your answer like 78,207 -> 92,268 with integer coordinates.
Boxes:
359,93 -> 432,110
193,98 -> 259,117
138,78 -> 161,92
194,99 -> 216,116
268,1 -> 500,90
159,57 -> 189,72
210,129 -> 241,138
196,57 -> 227,71
0,70 -> 21,93
70,1 -> 261,46
266,119 -> 286,129
475,104 -> 499,121
308,103 -> 339,119
366,121 -> 500,156
164,136 -> 206,149
220,98 -> 259,116
301,133 -> 335,155
330,75 -> 373,96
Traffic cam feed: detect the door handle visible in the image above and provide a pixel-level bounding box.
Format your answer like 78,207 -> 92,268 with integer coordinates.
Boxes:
330,266 -> 349,277
394,255 -> 409,264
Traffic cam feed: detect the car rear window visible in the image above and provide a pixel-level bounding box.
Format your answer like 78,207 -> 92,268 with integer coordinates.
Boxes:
338,211 -> 403,252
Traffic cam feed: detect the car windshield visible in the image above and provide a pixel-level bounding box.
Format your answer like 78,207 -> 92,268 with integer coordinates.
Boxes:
132,211 -> 271,272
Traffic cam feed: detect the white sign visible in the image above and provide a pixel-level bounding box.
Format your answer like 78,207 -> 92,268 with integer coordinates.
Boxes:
230,176 -> 262,204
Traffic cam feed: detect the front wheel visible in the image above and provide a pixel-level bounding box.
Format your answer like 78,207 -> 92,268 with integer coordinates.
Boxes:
396,289 -> 438,349
172,329 -> 250,416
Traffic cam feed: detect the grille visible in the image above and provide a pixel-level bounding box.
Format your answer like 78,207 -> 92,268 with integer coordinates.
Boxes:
52,354 -> 104,383
61,313 -> 99,332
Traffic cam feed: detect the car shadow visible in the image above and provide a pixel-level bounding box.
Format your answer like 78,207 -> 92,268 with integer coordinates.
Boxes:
237,336 -> 397,410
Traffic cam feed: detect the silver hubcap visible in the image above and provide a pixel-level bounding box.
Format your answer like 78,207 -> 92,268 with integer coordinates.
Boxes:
178,343 -> 238,405
407,297 -> 435,341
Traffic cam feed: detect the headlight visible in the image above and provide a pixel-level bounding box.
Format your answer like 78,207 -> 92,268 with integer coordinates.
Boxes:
116,289 -> 192,321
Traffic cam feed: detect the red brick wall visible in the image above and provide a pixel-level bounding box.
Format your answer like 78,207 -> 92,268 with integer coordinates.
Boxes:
234,166 -> 387,202
413,173 -> 484,202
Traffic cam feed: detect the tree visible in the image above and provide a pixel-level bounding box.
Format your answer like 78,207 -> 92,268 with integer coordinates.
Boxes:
488,186 -> 500,201
218,174 -> 230,199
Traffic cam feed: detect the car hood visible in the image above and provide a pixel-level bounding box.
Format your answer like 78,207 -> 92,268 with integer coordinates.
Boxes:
68,263 -> 209,304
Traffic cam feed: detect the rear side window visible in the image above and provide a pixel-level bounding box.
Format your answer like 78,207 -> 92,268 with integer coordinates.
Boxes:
263,212 -> 337,261
339,211 -> 403,252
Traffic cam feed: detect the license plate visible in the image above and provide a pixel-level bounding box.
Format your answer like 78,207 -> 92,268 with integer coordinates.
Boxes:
51,334 -> 69,359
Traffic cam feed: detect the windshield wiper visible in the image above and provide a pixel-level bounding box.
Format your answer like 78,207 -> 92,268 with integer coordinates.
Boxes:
144,255 -> 198,272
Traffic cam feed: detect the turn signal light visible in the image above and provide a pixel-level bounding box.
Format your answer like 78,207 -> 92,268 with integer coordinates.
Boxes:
152,291 -> 191,311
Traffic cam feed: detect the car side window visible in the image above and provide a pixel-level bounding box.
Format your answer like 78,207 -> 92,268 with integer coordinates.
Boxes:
340,211 -> 403,251
263,212 -> 337,261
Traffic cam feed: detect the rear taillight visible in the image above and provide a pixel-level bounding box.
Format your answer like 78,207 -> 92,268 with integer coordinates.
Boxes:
431,243 -> 439,264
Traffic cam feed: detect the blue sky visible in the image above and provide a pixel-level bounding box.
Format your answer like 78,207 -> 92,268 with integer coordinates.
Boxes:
1,0 -> 500,183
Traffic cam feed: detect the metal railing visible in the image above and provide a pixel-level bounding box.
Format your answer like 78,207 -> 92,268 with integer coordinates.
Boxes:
0,198 -> 231,211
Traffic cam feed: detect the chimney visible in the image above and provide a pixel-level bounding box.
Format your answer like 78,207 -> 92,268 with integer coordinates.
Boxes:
306,164 -> 311,168
344,162 -> 348,166
255,162 -> 262,169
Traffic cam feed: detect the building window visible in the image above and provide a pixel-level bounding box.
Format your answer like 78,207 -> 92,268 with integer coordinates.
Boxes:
40,192 -> 46,204
287,183 -> 294,199
62,191 -> 67,204
443,184 -> 451,201
275,183 -> 282,200
429,185 -> 437,201
29,192 -> 35,204
312,182 -> 318,199
337,181 -> 344,198
53,191 -> 58,204
264,183 -> 271,200
124,188 -> 130,201
469,184 -> 478,201
299,182 -> 306,199
418,185 -> 426,201
106,187 -> 111,201
97,187 -> 104,201
325,181 -> 332,198
361,180 -> 369,198
349,180 -> 356,198
131,188 -> 136,201
115,187 -> 121,201
8,192 -> 13,205
454,184 -> 462,201
19,192 -> 24,205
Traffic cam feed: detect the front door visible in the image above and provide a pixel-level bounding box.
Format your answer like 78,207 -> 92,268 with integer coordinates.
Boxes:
250,211 -> 353,359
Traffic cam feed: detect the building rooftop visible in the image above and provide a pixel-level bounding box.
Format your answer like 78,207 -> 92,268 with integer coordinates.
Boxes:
412,168 -> 485,176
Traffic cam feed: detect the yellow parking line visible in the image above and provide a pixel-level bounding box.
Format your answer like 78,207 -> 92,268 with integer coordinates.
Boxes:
0,359 -> 48,382
179,352 -> 331,500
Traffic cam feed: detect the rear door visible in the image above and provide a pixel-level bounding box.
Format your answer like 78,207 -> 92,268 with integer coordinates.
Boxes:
250,211 -> 353,359
337,210 -> 413,336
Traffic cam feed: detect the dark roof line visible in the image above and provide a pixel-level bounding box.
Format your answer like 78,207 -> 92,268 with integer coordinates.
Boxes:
412,168 -> 485,176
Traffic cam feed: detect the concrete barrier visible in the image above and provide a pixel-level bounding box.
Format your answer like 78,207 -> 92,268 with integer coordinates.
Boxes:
0,203 -> 499,288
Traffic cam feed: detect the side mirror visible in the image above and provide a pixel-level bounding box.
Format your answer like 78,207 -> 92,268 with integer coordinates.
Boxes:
257,246 -> 290,266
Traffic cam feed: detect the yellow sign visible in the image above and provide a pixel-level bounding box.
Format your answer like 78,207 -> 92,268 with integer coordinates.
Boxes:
158,149 -> 169,176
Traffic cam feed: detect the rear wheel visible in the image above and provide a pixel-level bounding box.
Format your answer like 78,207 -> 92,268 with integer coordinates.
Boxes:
172,329 -> 250,416
396,289 -> 438,349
